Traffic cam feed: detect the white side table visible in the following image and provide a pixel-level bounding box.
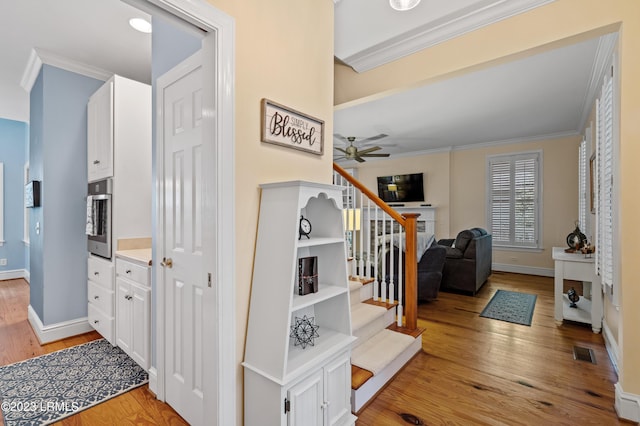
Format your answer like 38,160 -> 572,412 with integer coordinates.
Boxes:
552,247 -> 603,333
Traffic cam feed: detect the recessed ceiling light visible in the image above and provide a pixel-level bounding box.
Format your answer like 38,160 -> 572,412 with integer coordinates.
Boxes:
129,18 -> 152,34
389,0 -> 421,11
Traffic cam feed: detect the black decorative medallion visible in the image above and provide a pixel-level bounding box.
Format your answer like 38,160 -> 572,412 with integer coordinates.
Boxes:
289,315 -> 320,349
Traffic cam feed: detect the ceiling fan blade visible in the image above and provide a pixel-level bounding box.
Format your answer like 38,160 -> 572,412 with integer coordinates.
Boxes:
334,147 -> 348,154
354,155 -> 366,163
360,153 -> 390,157
333,133 -> 348,143
359,133 -> 388,144
356,146 -> 381,155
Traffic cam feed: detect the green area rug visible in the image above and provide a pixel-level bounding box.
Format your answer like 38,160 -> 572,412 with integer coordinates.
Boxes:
480,289 -> 537,326
0,338 -> 147,425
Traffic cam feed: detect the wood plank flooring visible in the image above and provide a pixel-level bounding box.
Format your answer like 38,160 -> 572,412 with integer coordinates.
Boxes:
1,273 -> 631,425
0,279 -> 187,426
355,271 -> 631,425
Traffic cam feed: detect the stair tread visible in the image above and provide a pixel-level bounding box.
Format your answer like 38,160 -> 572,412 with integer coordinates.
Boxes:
351,365 -> 374,391
349,275 -> 375,285
351,329 -> 416,375
363,298 -> 398,311
351,303 -> 387,332
387,323 -> 425,339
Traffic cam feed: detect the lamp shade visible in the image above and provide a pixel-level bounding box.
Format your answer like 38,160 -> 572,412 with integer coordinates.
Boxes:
389,0 -> 421,11
343,208 -> 361,231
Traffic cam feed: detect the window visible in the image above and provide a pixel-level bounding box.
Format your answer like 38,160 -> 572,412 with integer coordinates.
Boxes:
487,152 -> 542,249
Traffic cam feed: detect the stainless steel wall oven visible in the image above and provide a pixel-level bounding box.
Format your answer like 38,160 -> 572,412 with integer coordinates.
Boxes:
87,178 -> 112,258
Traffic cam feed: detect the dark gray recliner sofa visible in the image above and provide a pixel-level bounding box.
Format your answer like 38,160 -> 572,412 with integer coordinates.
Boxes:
438,228 -> 492,295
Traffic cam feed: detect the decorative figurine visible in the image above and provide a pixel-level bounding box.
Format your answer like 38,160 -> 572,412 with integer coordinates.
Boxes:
566,221 -> 587,250
567,287 -> 580,308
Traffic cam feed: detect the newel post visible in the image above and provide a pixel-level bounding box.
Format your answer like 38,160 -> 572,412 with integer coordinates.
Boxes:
403,213 -> 420,330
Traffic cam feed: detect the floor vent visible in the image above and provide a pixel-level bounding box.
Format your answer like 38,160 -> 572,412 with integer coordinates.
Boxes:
573,346 -> 596,364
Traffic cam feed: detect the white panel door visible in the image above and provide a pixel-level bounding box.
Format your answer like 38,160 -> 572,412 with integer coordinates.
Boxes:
324,353 -> 352,426
162,52 -> 207,426
115,278 -> 131,354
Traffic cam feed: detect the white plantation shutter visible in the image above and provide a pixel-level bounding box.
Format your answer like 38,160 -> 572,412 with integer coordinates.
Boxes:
578,139 -> 587,233
597,70 -> 614,289
488,152 -> 541,248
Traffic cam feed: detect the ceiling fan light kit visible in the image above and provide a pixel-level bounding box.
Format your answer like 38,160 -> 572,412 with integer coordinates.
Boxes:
389,0 -> 421,11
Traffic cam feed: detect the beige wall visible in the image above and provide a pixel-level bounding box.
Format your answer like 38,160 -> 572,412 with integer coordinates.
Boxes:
206,1 -> 335,423
355,135 -> 580,273
335,0 -> 640,402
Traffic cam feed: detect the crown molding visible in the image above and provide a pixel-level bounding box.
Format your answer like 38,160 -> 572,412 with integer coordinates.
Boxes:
343,0 -> 556,73
577,32 -> 618,132
20,48 -> 112,93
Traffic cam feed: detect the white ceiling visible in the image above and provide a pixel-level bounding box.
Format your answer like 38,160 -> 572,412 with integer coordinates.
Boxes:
0,0 -> 616,163
0,0 -> 151,123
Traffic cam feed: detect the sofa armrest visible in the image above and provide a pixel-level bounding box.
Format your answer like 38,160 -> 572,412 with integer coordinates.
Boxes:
437,238 -> 455,247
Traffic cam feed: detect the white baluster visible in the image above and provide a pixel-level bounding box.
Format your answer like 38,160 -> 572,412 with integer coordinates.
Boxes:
373,206 -> 379,301
366,199 -> 371,280
381,213 -> 387,303
397,227 -> 404,327
359,192 -> 364,278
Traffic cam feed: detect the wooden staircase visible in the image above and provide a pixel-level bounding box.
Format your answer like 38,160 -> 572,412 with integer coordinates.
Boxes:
348,272 -> 424,412
335,163 -> 425,413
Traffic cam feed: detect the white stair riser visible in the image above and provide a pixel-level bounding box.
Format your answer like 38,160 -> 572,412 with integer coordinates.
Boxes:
351,337 -> 422,413
352,313 -> 394,350
349,282 -> 375,306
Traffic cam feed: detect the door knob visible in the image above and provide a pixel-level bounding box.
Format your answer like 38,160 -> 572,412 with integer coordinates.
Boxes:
161,257 -> 173,268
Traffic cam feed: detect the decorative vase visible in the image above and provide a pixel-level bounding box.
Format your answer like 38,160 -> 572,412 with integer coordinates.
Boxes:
566,223 -> 587,249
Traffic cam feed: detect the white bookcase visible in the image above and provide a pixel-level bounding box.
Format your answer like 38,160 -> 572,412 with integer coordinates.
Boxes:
243,181 -> 356,426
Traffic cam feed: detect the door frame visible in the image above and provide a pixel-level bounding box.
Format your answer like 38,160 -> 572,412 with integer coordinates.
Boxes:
137,0 -> 236,425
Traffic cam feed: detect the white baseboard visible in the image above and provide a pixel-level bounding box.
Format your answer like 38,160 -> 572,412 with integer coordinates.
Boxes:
492,263 -> 554,277
27,305 -> 93,344
148,367 -> 158,396
0,269 -> 29,281
602,321 -> 620,374
615,382 -> 640,422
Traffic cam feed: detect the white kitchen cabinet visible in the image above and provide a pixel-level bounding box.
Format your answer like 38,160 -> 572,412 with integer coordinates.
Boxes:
115,257 -> 151,370
87,79 -> 114,182
87,255 -> 115,345
243,181 -> 356,426
87,75 -> 151,186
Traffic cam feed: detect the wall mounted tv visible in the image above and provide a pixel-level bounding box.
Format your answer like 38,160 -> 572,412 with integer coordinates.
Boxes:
377,173 -> 425,203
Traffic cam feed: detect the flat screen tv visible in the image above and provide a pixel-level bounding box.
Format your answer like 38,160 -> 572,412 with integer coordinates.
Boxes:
377,173 -> 424,203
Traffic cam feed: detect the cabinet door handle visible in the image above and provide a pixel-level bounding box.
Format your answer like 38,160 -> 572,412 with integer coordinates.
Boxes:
94,295 -> 99,300
125,295 -> 133,300
126,269 -> 132,274
93,160 -> 100,164
94,271 -> 99,276
161,258 -> 173,268
93,320 -> 99,324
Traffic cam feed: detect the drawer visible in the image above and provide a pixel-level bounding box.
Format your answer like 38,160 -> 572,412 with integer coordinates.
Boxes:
88,256 -> 114,289
116,259 -> 149,287
88,281 -> 114,316
88,303 -> 115,345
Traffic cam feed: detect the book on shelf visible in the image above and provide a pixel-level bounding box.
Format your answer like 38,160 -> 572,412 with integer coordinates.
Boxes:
298,256 -> 318,295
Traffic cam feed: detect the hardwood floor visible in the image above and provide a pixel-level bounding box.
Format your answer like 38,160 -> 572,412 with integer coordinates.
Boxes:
356,271 -> 631,425
0,279 -> 187,426
1,273 -> 630,425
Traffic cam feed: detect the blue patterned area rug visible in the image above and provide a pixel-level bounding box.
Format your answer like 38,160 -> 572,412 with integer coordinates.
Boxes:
0,338 -> 147,425
480,290 -> 537,326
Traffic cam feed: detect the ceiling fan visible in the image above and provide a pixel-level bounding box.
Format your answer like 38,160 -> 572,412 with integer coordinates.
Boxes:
333,133 -> 392,163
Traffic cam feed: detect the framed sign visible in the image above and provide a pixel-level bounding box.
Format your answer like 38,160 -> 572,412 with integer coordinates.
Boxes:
261,99 -> 324,155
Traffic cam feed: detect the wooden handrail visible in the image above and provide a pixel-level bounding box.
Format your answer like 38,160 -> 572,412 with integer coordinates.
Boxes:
333,163 -> 406,225
333,162 -> 419,331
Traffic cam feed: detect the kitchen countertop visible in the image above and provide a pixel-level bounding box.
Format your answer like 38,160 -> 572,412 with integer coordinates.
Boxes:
115,248 -> 152,266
